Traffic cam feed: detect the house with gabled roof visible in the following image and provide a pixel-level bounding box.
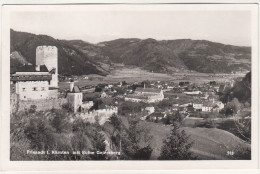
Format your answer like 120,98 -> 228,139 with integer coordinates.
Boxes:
10,64 -> 58,100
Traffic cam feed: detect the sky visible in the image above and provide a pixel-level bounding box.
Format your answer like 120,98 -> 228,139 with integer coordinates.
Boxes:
10,7 -> 251,46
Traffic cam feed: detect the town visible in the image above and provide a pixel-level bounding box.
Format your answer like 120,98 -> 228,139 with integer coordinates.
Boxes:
10,46 -> 232,123
10,46 -> 251,160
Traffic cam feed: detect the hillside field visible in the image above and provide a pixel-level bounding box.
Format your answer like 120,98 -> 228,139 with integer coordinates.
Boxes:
139,121 -> 250,160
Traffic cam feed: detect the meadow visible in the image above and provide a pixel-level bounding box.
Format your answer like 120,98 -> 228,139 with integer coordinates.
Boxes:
59,67 -> 246,90
140,121 -> 250,160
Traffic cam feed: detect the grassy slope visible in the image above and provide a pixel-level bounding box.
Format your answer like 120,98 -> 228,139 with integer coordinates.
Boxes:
139,121 -> 250,160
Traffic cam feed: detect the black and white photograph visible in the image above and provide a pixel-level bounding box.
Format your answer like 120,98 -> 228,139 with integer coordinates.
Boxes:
1,2 -> 259,171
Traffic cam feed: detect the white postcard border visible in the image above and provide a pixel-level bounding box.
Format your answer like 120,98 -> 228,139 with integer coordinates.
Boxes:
1,2 -> 259,171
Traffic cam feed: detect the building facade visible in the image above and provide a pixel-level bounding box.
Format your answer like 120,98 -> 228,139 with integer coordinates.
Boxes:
67,92 -> 83,112
67,82 -> 83,113
11,71 -> 52,100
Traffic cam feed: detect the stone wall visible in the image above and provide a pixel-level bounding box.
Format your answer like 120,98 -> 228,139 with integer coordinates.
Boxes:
48,89 -> 58,99
10,93 -> 19,114
15,98 -> 67,113
76,108 -> 118,125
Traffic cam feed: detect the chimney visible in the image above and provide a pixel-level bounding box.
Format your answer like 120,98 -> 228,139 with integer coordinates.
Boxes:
70,79 -> 74,92
36,65 -> 40,71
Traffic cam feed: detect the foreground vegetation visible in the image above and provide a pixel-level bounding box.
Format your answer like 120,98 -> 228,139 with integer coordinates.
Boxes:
11,109 -> 155,160
11,108 -> 250,160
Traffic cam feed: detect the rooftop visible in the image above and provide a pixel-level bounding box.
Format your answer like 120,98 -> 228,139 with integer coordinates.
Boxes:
126,94 -> 148,99
71,86 -> 81,93
11,74 -> 52,81
11,65 -> 49,74
135,87 -> 161,93
83,92 -> 102,98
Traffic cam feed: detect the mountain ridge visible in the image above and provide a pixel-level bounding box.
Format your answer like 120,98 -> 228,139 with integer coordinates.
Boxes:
11,29 -> 251,75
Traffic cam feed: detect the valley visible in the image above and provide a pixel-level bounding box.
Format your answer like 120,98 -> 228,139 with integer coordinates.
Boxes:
11,29 -> 251,77
59,65 -> 247,91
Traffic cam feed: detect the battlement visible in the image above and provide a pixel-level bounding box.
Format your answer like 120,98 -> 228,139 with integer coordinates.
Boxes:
75,107 -> 118,125
36,46 -> 58,51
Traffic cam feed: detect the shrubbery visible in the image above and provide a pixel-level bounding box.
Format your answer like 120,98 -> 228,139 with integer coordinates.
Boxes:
118,101 -> 147,116
11,109 -> 154,160
10,109 -> 110,160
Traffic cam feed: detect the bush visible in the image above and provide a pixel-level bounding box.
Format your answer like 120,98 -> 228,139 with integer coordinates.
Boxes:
118,101 -> 147,115
29,105 -> 37,113
72,118 -> 88,132
51,110 -> 71,133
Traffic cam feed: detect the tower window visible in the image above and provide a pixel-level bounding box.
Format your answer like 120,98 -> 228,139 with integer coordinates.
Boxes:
33,87 -> 37,91
22,88 -> 26,92
42,87 -> 45,91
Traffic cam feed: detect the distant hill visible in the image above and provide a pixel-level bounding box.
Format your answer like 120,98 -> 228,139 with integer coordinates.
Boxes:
10,29 -> 108,75
62,39 -> 112,72
68,37 -> 251,73
99,38 -> 251,73
11,29 -> 251,75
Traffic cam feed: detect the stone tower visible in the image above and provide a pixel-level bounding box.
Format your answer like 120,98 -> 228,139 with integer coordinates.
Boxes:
36,46 -> 58,88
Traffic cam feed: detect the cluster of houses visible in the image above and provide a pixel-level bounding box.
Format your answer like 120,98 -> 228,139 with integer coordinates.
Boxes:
11,46 -> 229,124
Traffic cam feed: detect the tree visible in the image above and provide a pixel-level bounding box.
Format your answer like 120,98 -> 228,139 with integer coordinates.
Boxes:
109,114 -> 122,135
90,129 -> 108,160
133,146 -> 153,160
72,118 -> 87,132
157,100 -> 172,109
210,81 -> 217,86
29,105 -> 37,113
232,145 -> 251,160
51,111 -> 70,133
71,132 -> 88,152
52,115 -> 62,133
95,86 -> 102,92
109,114 -> 122,148
120,118 -> 153,160
24,119 -> 55,150
233,117 -> 251,142
119,101 -> 146,115
225,98 -> 242,115
114,87 -> 125,96
159,123 -> 196,160
162,112 -> 183,125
